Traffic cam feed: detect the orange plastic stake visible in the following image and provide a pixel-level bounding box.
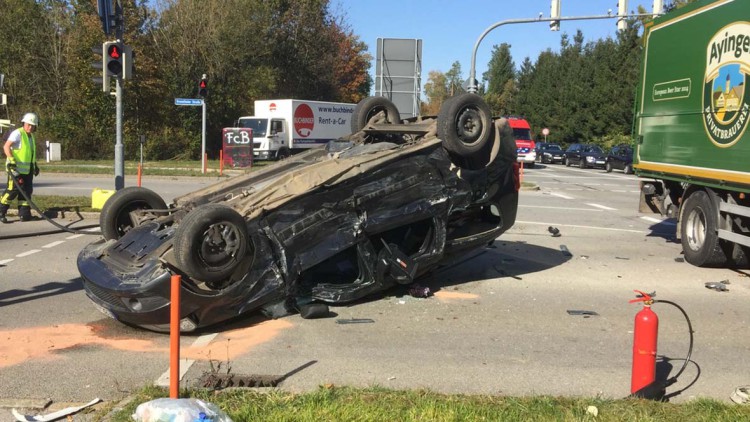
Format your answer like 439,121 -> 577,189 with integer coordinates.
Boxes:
170,274 -> 181,398
520,162 -> 524,184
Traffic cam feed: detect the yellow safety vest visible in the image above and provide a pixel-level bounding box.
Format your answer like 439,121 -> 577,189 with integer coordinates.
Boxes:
7,129 -> 35,174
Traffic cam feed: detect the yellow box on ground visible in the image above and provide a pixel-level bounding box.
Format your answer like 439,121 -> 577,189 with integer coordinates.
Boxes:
91,188 -> 115,210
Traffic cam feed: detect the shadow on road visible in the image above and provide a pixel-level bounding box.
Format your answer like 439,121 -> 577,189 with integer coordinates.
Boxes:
0,278 -> 83,307
645,218 -> 679,243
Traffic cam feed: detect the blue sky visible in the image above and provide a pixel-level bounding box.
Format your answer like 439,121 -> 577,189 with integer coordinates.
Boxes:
334,0 -> 659,90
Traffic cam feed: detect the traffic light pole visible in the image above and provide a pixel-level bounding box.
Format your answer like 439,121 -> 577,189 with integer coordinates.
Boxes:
115,75 -> 124,190
201,100 -> 206,174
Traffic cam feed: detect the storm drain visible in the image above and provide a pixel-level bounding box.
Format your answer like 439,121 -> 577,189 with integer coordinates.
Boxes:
198,373 -> 282,389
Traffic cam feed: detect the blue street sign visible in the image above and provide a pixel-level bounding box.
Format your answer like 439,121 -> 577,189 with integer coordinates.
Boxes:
175,98 -> 203,106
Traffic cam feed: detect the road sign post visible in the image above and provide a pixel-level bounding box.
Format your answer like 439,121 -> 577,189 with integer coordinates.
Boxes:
175,98 -> 207,173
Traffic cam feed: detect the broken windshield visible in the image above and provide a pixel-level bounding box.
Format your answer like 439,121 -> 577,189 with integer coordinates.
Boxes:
238,118 -> 267,137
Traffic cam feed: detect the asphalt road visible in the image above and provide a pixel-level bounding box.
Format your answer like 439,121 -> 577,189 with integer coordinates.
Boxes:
1,163 -> 749,417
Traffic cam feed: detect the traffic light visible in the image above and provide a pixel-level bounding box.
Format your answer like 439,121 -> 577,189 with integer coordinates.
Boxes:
198,74 -> 208,97
104,41 -> 123,78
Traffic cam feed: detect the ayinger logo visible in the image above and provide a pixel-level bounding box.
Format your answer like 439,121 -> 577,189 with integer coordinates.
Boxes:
703,22 -> 750,147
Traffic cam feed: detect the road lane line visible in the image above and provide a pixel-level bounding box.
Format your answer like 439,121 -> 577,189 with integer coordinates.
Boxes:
16,250 -> 41,258
520,205 -> 602,212
66,234 -> 84,239
0,259 -> 14,265
586,203 -> 617,211
516,220 -> 648,234
640,216 -> 675,225
154,333 -> 218,387
550,192 -> 574,200
42,241 -> 66,248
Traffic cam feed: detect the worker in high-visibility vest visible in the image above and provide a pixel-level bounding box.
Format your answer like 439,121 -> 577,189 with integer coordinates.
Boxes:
1,113 -> 39,223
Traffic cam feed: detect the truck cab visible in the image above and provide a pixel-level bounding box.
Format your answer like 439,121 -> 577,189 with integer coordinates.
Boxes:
507,117 -> 536,168
238,117 -> 289,160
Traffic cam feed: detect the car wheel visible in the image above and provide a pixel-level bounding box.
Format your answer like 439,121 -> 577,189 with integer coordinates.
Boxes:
605,162 -> 613,173
173,204 -> 249,283
437,93 -> 493,159
565,158 -> 571,167
100,187 -> 167,240
351,96 -> 400,133
624,164 -> 633,174
680,190 -> 727,267
579,159 -> 586,169
526,162 -> 535,169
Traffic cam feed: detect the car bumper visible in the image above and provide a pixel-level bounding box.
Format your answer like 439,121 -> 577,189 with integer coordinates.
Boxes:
517,153 -> 536,164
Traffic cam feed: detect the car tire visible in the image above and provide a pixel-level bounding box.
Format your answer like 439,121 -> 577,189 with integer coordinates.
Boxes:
100,187 -> 167,240
565,158 -> 571,167
680,190 -> 727,267
173,204 -> 249,283
624,164 -> 633,174
605,162 -> 613,173
579,159 -> 586,169
437,93 -> 493,159
351,96 -> 400,133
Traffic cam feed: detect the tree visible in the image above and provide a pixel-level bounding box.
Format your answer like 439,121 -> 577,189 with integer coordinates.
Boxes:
422,70 -> 448,115
445,61 -> 464,96
483,43 -> 515,116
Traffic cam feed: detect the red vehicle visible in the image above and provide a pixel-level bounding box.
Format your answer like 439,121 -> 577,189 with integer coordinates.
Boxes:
507,117 -> 535,168
222,128 -> 253,168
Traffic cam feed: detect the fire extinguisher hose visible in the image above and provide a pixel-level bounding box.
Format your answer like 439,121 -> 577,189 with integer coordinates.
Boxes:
653,299 -> 695,388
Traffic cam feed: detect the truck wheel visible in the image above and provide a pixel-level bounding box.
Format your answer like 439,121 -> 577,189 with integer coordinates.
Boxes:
351,97 -> 400,133
173,204 -> 249,283
437,93 -> 492,159
680,190 -> 727,267
605,162 -> 613,173
100,187 -> 167,240
277,148 -> 290,160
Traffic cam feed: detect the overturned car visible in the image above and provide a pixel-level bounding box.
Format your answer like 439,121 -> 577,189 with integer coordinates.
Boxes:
77,94 -> 519,332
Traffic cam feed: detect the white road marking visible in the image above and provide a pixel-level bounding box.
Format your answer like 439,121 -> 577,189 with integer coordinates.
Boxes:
84,227 -> 101,233
154,333 -> 218,387
520,205 -> 602,212
16,249 -> 41,258
640,216 -> 675,225
586,203 -> 617,211
66,234 -> 84,239
0,259 -> 14,265
550,192 -> 574,200
516,220 -> 647,234
42,241 -> 66,248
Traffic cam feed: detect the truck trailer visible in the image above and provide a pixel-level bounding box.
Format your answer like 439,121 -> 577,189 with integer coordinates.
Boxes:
636,0 -> 750,267
235,99 -> 355,160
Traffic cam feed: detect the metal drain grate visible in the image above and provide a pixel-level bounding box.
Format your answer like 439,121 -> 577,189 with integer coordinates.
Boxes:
198,373 -> 282,389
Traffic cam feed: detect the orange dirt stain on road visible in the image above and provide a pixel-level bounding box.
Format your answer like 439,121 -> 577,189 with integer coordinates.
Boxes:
0,319 -> 293,368
433,291 -> 479,300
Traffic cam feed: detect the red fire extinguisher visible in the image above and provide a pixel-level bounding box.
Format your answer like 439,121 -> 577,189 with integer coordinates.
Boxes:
629,290 -> 659,395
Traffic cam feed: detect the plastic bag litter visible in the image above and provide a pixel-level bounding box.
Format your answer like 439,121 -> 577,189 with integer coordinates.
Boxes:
133,398 -> 233,422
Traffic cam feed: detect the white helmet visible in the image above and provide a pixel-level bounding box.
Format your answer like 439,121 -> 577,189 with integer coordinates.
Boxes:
21,113 -> 38,126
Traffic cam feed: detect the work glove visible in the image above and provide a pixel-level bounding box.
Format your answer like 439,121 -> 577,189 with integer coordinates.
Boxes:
6,160 -> 16,173
33,164 -> 40,176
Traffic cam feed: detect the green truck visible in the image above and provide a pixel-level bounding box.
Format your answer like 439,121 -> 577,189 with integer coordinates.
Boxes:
636,0 -> 750,267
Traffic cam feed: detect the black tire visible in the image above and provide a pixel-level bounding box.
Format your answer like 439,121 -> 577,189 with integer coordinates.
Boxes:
526,162 -> 535,169
173,204 -> 249,283
541,156 -> 548,164
605,162 -> 613,173
100,187 -> 167,240
624,164 -> 633,174
351,96 -> 401,133
565,158 -> 571,167
680,190 -> 727,267
578,158 -> 586,169
437,93 -> 493,158
277,148 -> 290,160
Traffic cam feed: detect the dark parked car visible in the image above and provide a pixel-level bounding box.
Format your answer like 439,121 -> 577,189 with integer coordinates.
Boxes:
564,143 -> 606,169
77,95 -> 519,332
605,144 -> 634,174
536,143 -> 564,164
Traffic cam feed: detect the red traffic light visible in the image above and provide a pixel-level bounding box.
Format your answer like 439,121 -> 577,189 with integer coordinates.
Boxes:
199,80 -> 206,89
107,44 -> 121,59
199,77 -> 208,97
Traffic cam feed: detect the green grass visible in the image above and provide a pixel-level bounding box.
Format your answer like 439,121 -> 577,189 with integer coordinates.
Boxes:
30,195 -> 96,213
37,160 -> 268,177
97,386 -> 750,422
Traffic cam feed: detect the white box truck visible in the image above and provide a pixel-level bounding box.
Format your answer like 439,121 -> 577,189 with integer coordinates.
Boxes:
235,99 -> 355,160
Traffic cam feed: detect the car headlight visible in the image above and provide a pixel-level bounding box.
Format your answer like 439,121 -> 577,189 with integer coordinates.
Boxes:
586,156 -> 595,162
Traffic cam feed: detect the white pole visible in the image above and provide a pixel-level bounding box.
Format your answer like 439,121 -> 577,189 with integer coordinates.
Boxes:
201,99 -> 206,174
46,140 -> 50,163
